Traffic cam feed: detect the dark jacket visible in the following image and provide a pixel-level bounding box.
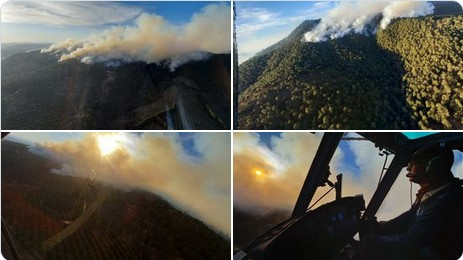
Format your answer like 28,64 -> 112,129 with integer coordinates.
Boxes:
363,179 -> 463,260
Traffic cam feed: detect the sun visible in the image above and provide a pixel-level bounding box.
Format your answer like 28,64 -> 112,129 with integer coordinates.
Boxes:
255,170 -> 263,176
97,134 -> 124,156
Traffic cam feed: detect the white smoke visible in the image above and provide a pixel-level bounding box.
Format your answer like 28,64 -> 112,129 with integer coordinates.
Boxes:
304,1 -> 434,42
380,1 -> 435,28
169,52 -> 212,71
41,3 -> 230,67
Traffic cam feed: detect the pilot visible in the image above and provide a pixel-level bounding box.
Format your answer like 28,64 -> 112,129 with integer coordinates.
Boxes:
359,145 -> 463,260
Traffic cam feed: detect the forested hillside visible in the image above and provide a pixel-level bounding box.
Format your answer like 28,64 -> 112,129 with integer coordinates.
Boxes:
238,13 -> 463,130
377,16 -> 463,129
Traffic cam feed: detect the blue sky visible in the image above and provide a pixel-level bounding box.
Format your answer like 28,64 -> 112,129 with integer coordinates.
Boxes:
236,1 -> 335,63
255,132 -> 362,176
1,1 -> 228,43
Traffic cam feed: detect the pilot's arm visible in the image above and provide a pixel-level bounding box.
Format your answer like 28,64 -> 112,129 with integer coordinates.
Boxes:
360,190 -> 460,260
374,209 -> 415,235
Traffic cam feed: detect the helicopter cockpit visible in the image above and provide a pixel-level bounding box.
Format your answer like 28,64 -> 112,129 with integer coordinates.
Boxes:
235,132 -> 463,260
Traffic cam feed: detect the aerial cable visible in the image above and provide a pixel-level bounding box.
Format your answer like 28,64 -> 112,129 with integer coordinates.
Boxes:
308,186 -> 335,211
377,149 -> 391,187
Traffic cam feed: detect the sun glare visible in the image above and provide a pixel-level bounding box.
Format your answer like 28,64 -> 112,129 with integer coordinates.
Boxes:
255,170 -> 263,176
97,134 -> 124,156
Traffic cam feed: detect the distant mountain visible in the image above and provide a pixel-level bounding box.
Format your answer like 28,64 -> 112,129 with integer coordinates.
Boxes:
2,50 -> 231,130
237,3 -> 463,130
258,20 -> 320,58
1,140 -> 230,260
1,42 -> 52,59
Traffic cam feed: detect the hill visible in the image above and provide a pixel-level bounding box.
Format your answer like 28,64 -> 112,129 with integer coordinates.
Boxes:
237,5 -> 463,130
1,140 -> 230,259
233,207 -> 290,252
1,48 -> 231,130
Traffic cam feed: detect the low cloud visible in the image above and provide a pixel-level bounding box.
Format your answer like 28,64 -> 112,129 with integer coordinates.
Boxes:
42,3 -> 230,67
33,133 -> 230,235
236,8 -> 286,37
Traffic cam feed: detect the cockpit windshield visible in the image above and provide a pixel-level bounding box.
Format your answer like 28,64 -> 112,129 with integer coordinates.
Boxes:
233,132 -> 463,255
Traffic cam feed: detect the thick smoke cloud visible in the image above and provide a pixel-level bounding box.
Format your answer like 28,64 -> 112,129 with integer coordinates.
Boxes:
233,133 -> 416,221
233,132 -> 341,213
42,3 -> 230,69
304,1 -> 434,42
34,133 -> 231,235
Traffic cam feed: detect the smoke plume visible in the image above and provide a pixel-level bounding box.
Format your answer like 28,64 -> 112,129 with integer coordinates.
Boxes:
304,1 -> 434,42
31,133 -> 231,235
42,3 -> 230,68
168,51 -> 212,71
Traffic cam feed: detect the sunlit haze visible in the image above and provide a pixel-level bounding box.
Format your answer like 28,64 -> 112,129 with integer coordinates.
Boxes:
6,132 -> 231,235
97,133 -> 127,156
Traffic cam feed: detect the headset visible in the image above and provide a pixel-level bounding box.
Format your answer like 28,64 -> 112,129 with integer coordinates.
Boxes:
425,156 -> 445,176
425,143 -> 453,176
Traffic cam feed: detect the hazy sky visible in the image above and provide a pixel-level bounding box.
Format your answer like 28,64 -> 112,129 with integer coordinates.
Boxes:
1,1 -> 229,43
5,132 -> 231,235
234,132 -> 463,221
236,1 -> 334,63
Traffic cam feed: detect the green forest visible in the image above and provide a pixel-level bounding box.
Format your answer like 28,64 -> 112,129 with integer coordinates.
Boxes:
237,14 -> 463,130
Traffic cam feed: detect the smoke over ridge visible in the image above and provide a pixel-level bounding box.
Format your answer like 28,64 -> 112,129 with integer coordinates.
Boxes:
29,133 -> 231,235
304,1 -> 434,42
42,3 -> 230,69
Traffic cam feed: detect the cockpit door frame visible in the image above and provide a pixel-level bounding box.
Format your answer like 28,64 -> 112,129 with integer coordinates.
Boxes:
292,132 -> 344,217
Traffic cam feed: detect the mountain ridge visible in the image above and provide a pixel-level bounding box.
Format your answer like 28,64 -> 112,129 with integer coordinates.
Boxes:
237,5 -> 463,130
2,139 -> 230,259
